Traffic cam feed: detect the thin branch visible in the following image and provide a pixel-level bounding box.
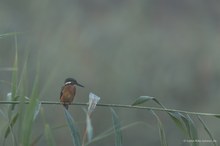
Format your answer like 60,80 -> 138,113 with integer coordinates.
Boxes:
0,101 -> 219,117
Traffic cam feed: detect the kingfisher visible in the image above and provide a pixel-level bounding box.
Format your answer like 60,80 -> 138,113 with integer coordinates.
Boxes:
60,78 -> 84,109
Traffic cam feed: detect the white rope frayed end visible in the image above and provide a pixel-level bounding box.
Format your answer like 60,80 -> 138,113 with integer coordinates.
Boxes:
87,92 -> 100,115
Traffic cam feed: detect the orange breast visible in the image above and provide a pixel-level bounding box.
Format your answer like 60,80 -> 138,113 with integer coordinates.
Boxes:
61,85 -> 76,103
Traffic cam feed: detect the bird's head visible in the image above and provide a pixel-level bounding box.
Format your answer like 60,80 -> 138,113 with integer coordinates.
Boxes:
64,78 -> 84,87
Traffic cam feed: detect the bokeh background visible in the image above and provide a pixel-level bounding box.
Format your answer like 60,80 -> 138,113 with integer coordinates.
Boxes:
1,0 -> 220,146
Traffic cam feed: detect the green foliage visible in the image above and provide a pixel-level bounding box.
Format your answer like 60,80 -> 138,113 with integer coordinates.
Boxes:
183,115 -> 198,146
131,96 -> 218,146
1,33 -> 42,146
0,32 -> 22,38
85,122 -> 149,146
64,108 -> 81,146
0,35 -> 219,145
198,116 -> 217,146
44,124 -> 56,146
10,34 -> 18,111
132,96 -> 155,106
214,115 -> 220,119
168,112 -> 188,135
20,63 -> 41,146
150,110 -> 168,146
111,108 -> 123,146
4,112 -> 19,139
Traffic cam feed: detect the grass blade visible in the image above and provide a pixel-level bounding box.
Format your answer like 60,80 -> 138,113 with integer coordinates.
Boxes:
111,108 -> 122,146
21,97 -> 39,146
22,97 -> 41,145
64,108 -> 81,146
21,69 -> 40,146
10,34 -> 18,111
0,67 -> 17,71
132,96 -> 155,106
86,121 -> 149,146
150,110 -> 168,146
4,112 -> 19,139
86,127 -> 113,145
133,95 -> 195,140
168,112 -> 188,135
180,114 -> 198,146
214,115 -> 220,119
33,100 -> 41,120
31,134 -> 43,146
150,98 -> 196,141
186,115 -> 198,139
31,124 -> 67,146
198,116 -> 217,146
44,124 -> 56,146
0,32 -> 22,38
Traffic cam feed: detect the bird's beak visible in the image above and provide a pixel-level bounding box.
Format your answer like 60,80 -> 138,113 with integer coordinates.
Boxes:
76,82 -> 84,87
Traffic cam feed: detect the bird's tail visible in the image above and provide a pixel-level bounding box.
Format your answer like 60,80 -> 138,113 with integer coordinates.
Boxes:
63,104 -> 69,110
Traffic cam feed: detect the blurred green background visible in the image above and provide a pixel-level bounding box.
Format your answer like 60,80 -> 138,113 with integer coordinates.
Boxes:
0,0 -> 220,145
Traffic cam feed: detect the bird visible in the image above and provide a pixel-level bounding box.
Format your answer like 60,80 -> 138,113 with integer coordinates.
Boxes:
60,78 -> 84,109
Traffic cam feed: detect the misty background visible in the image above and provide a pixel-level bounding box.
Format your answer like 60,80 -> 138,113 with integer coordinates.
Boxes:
0,0 -> 220,145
